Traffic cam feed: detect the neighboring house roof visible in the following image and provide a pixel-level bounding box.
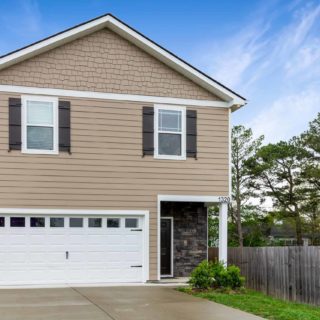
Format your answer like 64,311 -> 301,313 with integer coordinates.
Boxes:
0,13 -> 246,110
270,224 -> 319,239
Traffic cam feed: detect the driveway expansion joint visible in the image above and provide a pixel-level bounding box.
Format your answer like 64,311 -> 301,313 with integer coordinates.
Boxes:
70,286 -> 117,320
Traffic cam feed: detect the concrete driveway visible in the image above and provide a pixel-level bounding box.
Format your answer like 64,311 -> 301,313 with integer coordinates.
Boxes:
0,285 -> 264,320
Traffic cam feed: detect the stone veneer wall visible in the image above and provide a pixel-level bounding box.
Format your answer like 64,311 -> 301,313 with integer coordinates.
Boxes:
161,202 -> 207,277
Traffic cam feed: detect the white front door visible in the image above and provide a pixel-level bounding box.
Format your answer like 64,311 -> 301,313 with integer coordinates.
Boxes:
0,215 -> 144,285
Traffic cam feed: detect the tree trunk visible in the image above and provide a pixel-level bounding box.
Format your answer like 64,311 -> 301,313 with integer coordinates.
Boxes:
310,211 -> 317,246
236,183 -> 243,247
295,209 -> 303,246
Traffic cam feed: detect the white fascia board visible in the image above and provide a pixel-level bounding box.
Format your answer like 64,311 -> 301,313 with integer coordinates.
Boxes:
0,208 -> 149,216
0,15 -> 246,106
0,85 -> 230,108
158,195 -> 226,203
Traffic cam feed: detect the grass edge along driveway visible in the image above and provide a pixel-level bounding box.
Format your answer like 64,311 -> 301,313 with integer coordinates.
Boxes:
177,288 -> 320,320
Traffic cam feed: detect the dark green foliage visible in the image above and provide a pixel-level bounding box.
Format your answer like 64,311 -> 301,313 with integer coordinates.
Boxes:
213,264 -> 245,289
189,261 -> 244,290
208,113 -> 320,247
231,125 -> 264,247
246,140 -> 310,245
189,260 -> 215,289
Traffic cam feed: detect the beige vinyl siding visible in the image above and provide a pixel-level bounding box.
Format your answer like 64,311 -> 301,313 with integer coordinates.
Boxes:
0,92 -> 229,279
0,28 -> 219,101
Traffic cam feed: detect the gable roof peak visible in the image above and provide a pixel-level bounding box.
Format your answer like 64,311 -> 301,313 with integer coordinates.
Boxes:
0,13 -> 246,109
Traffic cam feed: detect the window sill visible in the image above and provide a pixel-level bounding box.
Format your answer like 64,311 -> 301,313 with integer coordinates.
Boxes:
21,149 -> 59,155
154,155 -> 186,161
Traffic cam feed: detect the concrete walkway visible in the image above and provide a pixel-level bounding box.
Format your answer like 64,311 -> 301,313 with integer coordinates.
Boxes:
0,285 -> 265,320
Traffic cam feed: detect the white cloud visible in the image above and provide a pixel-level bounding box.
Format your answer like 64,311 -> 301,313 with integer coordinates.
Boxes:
197,20 -> 271,89
193,1 -> 320,143
247,88 -> 320,143
285,41 -> 320,78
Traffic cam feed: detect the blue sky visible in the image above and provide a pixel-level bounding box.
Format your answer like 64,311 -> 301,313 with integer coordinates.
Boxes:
0,0 -> 319,143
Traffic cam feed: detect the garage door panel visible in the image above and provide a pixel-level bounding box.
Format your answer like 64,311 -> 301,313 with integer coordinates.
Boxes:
0,215 -> 144,285
47,236 -> 67,245
7,235 -> 25,245
28,252 -> 46,263
29,235 -> 47,244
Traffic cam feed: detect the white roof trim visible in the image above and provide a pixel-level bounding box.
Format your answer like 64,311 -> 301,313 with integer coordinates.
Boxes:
0,208 -> 149,216
0,85 -> 232,108
158,195 -> 228,203
0,14 -> 246,107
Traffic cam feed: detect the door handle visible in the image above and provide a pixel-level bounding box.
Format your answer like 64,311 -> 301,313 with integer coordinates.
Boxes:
66,251 -> 69,260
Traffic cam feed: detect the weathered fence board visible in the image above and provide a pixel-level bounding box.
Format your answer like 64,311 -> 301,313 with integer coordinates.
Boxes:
208,246 -> 320,305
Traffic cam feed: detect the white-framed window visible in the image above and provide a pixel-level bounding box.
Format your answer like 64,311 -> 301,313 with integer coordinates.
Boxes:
21,95 -> 59,154
154,105 -> 186,160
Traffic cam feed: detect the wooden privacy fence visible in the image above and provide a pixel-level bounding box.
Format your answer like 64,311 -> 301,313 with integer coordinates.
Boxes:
209,246 -> 320,306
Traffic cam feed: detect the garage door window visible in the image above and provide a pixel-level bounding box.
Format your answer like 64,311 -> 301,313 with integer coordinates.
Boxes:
88,218 -> 102,228
70,218 -> 83,228
30,217 -> 45,227
50,217 -> 64,228
10,217 -> 25,227
107,218 -> 120,228
0,217 -> 4,227
125,218 -> 138,228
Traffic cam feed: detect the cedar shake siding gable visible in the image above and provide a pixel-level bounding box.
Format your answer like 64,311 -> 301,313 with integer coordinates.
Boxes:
0,28 -> 220,101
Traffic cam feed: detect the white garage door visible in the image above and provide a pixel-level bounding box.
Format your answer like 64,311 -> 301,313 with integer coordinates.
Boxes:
0,215 -> 145,285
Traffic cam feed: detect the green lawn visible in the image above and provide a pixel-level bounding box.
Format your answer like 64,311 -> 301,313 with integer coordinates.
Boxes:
178,287 -> 320,320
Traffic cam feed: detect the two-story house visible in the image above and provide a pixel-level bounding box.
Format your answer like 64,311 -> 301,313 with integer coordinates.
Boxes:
0,14 -> 246,285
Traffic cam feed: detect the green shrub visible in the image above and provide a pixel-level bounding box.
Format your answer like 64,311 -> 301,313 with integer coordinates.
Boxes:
189,260 -> 245,290
189,260 -> 215,289
226,265 -> 245,288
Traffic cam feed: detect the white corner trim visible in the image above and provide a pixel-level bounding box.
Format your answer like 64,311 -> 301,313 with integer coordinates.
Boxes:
0,14 -> 246,105
143,209 -> 150,283
0,85 -> 231,108
229,108 -> 232,198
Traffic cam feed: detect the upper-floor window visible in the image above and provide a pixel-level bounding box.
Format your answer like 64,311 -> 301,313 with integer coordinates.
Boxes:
21,96 -> 58,154
154,105 -> 186,160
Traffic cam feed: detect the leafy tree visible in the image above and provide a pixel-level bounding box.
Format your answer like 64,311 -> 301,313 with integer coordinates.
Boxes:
231,125 -> 264,247
208,205 -> 239,247
246,140 -> 309,245
299,113 -> 320,244
208,204 -> 271,247
208,206 -> 219,247
240,205 -> 273,246
302,196 -> 320,245
300,113 -> 320,191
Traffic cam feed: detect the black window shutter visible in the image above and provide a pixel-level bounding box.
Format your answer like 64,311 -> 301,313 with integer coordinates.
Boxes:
8,98 -> 22,151
59,101 -> 71,153
142,106 -> 154,156
186,110 -> 197,159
